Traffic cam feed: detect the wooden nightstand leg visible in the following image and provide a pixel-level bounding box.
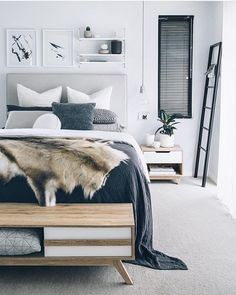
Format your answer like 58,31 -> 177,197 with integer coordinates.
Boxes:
113,260 -> 133,285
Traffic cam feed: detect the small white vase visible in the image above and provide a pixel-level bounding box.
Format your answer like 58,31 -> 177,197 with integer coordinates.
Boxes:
146,134 -> 155,146
160,134 -> 175,148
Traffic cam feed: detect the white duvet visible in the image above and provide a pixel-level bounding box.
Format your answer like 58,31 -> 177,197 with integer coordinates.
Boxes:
0,129 -> 149,181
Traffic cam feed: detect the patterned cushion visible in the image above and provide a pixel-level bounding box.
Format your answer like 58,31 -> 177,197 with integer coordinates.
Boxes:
0,228 -> 41,256
93,109 -> 118,124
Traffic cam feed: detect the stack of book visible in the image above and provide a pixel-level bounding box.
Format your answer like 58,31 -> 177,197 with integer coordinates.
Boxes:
149,165 -> 176,176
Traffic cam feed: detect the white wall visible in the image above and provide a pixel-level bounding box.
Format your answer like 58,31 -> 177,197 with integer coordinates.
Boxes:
208,2 -> 223,184
143,1 -> 223,177
195,1 -> 223,185
217,1 -> 236,217
0,1 -> 222,176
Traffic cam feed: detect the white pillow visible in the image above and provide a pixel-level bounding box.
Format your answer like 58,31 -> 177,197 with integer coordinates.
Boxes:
67,86 -> 112,110
33,113 -> 61,130
17,84 -> 62,107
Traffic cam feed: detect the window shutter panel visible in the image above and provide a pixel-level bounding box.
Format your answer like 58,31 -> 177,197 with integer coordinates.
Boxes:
158,16 -> 193,118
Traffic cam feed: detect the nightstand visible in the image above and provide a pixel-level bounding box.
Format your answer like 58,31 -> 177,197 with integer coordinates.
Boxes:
140,145 -> 183,184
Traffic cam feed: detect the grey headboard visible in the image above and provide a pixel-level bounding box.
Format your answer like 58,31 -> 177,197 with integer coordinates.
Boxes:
7,73 -> 127,125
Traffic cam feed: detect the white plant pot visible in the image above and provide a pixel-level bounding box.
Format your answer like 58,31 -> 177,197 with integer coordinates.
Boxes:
84,30 -> 92,38
146,134 -> 155,146
160,134 -> 175,148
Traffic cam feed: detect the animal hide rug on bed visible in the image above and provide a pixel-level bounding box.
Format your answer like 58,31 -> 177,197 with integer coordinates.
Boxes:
0,137 -> 128,206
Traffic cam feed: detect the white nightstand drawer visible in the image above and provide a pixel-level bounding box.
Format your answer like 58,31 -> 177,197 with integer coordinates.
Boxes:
44,227 -> 131,240
144,151 -> 182,164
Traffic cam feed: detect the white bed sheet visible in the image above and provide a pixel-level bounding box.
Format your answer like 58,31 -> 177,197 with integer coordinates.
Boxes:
0,129 -> 149,181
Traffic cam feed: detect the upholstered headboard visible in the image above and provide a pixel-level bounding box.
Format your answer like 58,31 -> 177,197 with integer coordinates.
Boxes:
6,73 -> 127,125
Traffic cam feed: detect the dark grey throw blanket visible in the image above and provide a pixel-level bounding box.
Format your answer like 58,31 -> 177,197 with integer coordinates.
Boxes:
0,137 -> 187,270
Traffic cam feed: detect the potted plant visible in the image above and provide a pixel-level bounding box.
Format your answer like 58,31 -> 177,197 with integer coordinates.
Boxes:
155,110 -> 179,148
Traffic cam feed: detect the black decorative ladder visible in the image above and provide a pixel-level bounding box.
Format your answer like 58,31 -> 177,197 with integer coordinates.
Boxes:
194,42 -> 222,187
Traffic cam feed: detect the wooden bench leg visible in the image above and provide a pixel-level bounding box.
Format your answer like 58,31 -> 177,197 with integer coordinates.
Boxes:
175,178 -> 181,184
113,260 -> 133,285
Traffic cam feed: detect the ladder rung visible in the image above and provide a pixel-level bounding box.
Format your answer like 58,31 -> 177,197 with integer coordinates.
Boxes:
207,86 -> 214,88
201,147 -> 206,152
205,106 -> 212,110
203,126 -> 209,131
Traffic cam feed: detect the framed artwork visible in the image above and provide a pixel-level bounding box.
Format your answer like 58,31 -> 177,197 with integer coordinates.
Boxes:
6,29 -> 38,67
43,29 -> 74,67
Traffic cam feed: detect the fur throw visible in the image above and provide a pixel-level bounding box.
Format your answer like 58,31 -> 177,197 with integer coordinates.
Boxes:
0,137 -> 128,206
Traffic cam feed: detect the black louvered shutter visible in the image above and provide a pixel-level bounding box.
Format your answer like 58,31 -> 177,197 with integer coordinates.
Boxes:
158,16 -> 193,118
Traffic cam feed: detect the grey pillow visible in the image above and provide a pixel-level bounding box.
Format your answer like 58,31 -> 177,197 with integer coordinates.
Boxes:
0,228 -> 41,256
52,102 -> 95,130
93,109 -> 118,124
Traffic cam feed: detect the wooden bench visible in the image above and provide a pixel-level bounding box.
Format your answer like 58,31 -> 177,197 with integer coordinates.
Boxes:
0,203 -> 135,285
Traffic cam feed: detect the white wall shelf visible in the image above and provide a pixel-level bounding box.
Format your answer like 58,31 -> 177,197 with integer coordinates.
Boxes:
80,53 -> 125,57
78,28 -> 126,67
79,37 -> 125,41
79,61 -> 125,65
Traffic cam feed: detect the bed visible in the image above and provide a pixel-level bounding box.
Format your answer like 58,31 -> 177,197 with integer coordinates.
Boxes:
0,74 -> 187,270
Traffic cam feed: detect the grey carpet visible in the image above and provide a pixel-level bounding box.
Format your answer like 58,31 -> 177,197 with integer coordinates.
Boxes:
0,177 -> 236,295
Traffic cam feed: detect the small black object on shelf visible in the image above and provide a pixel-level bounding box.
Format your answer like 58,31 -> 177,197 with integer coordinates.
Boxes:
111,40 -> 122,54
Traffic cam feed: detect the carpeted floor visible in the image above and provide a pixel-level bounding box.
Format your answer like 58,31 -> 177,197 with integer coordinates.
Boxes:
0,177 -> 236,295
